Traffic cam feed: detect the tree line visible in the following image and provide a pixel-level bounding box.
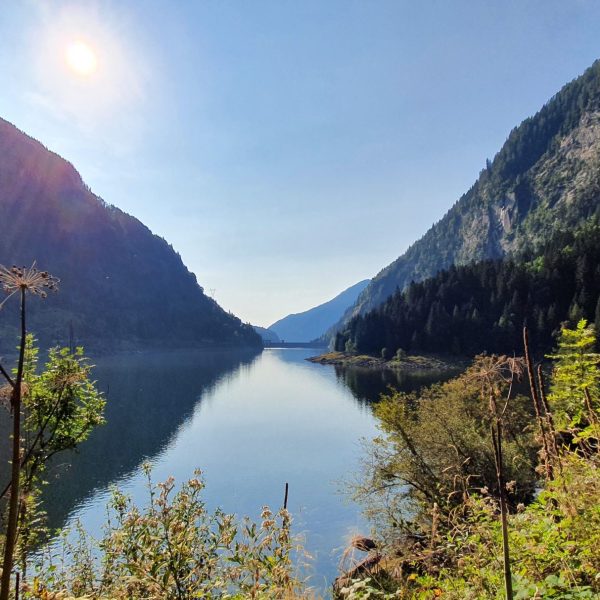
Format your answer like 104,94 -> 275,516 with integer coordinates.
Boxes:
335,224 -> 600,357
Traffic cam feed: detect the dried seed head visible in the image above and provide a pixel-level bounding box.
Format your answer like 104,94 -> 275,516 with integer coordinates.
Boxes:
0,263 -> 59,305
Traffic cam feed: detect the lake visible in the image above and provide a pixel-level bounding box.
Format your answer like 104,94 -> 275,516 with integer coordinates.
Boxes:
42,347 -> 449,592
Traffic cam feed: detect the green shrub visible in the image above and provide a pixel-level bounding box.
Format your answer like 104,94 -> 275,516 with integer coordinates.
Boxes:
547,319 -> 600,447
394,349 -> 407,361
356,356 -> 537,536
344,322 -> 600,599
33,466 -> 304,599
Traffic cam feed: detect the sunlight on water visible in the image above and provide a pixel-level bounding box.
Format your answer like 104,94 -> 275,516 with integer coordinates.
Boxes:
44,348 -> 383,590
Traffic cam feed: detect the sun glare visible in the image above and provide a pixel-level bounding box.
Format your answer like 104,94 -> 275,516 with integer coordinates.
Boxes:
65,40 -> 98,76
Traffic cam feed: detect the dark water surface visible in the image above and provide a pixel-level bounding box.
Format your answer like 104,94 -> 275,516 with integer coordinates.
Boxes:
42,348 -> 449,590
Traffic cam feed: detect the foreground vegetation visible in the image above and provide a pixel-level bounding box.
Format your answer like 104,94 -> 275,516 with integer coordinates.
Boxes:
2,265 -> 598,599
0,266 -> 105,599
32,467 -> 302,599
339,320 -> 600,599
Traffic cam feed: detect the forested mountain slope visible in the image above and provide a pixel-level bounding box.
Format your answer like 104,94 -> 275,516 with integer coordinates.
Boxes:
337,59 -> 600,330
0,118 -> 261,351
335,224 -> 600,357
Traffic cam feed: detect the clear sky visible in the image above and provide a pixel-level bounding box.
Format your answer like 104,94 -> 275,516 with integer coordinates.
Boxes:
1,1 -> 600,326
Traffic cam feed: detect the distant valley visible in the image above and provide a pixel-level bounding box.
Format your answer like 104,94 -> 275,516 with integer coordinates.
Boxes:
251,325 -> 280,343
268,279 -> 370,342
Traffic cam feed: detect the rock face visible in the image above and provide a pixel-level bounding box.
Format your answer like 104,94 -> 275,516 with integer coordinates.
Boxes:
269,279 -> 370,342
336,60 -> 600,330
0,118 -> 261,351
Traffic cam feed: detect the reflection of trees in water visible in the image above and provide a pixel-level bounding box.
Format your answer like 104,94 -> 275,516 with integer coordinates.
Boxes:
42,348 -> 260,531
334,366 -> 458,405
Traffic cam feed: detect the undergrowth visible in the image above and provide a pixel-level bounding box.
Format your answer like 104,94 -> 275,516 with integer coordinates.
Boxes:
340,320 -> 600,599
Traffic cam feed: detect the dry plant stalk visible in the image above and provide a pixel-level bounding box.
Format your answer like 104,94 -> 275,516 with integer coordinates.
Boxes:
469,354 -> 524,600
523,327 -> 554,481
0,265 -> 58,600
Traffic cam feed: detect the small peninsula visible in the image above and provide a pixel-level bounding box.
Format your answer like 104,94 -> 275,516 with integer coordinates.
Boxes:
307,351 -> 466,372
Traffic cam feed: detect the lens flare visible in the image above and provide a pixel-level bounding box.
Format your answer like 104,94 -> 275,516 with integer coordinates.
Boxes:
65,40 -> 98,76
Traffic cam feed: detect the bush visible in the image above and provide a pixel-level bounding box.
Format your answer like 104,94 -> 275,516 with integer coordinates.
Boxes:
345,339 -> 357,354
394,348 -> 407,361
33,466 -> 305,599
343,323 -> 600,599
356,355 -> 537,536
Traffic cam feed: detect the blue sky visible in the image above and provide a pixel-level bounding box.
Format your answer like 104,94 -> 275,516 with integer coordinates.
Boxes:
1,1 -> 600,326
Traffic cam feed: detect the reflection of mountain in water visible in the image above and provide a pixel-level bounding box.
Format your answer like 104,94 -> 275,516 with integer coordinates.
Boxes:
42,348 -> 260,530
334,366 -> 458,404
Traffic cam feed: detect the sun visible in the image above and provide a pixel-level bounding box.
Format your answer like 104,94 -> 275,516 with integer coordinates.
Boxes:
65,40 -> 98,76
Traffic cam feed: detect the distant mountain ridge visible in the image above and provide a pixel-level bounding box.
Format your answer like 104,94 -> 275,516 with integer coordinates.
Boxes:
334,59 -> 600,333
0,117 -> 261,351
269,279 -> 370,342
252,325 -> 280,343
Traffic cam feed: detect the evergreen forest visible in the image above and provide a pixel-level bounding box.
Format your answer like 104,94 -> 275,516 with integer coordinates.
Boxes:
335,224 -> 600,358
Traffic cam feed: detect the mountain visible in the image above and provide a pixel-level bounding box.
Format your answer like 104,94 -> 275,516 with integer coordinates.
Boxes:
0,118 -> 261,351
252,325 -> 280,343
269,279 -> 370,342
335,224 -> 600,357
336,59 -> 600,331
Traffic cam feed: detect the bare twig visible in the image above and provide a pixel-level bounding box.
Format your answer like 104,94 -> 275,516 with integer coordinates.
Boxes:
523,327 -> 553,480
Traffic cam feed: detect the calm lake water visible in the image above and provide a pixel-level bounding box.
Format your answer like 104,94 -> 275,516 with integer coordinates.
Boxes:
42,347 -> 449,591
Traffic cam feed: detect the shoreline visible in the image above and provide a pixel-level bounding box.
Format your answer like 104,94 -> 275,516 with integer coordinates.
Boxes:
306,351 -> 467,372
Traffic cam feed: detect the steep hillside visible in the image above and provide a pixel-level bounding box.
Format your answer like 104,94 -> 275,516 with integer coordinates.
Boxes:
269,279 -> 370,342
252,325 -> 280,343
339,59 -> 600,328
335,224 -> 600,357
0,118 -> 261,351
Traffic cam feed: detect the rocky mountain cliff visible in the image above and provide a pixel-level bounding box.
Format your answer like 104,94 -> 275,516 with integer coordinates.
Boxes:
337,59 -> 600,330
0,118 -> 261,351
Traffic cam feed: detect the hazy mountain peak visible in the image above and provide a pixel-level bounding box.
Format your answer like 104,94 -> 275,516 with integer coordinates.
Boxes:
269,279 -> 370,342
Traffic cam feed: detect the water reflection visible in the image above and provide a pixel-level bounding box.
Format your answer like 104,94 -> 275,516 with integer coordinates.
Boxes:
333,365 -> 458,404
40,348 -> 382,588
43,348 -> 260,529
37,347 -> 452,589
